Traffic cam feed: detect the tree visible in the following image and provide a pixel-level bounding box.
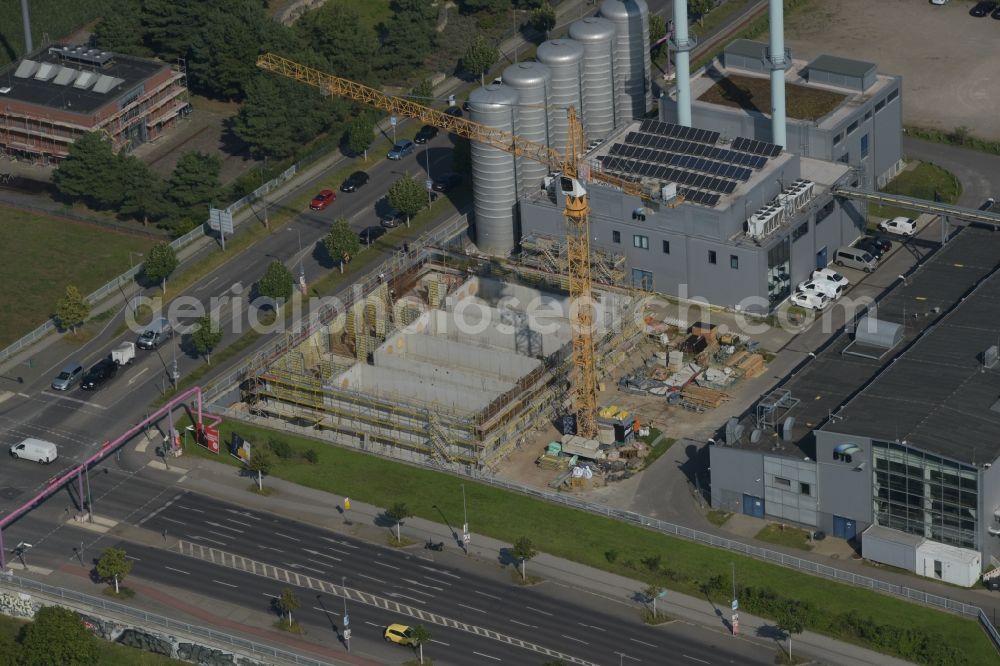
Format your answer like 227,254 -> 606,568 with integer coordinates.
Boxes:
345,113 -> 376,159
324,219 -> 361,272
96,547 -> 133,594
0,628 -> 19,666
460,0 -> 510,12
19,606 -> 99,666
649,14 -> 667,52
191,314 -> 223,364
411,78 -> 434,103
258,260 -> 294,303
528,3 -> 556,34
55,286 -> 90,333
118,156 -> 173,226
167,151 -> 221,229
231,75 -> 301,160
388,174 -> 427,224
246,448 -> 272,491
379,0 -> 438,79
689,0 -> 714,25
53,132 -> 123,210
641,581 -> 667,616
143,242 -> 179,294
385,502 -> 412,541
409,624 -> 432,664
511,536 -> 537,581
462,35 -> 499,85
276,587 -> 300,628
93,0 -> 150,56
775,602 -> 806,661
295,3 -> 379,83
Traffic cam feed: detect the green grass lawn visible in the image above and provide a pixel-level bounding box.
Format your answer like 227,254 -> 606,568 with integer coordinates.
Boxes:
0,613 -> 185,665
868,162 -> 961,222
0,208 -> 155,347
698,73 -> 846,121
755,523 -> 814,551
177,419 -> 995,666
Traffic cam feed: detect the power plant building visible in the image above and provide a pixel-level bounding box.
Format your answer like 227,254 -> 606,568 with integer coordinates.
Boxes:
0,45 -> 188,164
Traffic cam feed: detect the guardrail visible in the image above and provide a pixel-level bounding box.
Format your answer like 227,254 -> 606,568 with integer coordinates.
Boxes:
0,573 -> 334,666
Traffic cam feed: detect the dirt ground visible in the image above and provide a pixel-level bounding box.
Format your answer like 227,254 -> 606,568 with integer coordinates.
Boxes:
784,0 -> 1000,139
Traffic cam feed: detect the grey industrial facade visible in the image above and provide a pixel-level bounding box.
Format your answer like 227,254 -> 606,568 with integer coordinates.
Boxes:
709,226 -> 1000,584
517,43 -> 902,313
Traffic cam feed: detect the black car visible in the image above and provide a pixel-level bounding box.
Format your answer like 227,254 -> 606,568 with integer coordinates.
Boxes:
359,226 -> 387,245
81,357 -> 118,391
413,125 -> 438,144
865,235 -> 892,253
855,238 -> 885,259
993,6 -> 1000,19
979,197 -> 996,211
444,106 -> 463,118
340,171 -> 369,193
462,100 -> 471,113
971,1 -> 997,17
432,173 -> 463,193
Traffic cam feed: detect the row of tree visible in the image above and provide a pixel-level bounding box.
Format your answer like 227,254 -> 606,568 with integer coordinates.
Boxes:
54,133 -> 221,235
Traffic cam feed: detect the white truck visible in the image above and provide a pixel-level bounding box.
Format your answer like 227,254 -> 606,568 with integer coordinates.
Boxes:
112,341 -> 136,365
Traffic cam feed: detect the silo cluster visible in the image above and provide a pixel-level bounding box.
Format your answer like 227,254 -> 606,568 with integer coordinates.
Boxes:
469,0 -> 651,257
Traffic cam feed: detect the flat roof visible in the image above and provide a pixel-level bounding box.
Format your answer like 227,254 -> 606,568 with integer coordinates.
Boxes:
725,39 -> 767,60
808,54 -> 877,80
726,225 -> 1000,461
0,46 -> 166,117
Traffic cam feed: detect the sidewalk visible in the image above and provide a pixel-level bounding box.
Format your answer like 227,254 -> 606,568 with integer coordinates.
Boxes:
151,453 -> 918,666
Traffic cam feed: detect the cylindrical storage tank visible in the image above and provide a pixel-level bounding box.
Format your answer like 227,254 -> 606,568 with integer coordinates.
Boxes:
568,17 -> 617,141
469,84 -> 521,256
600,0 -> 652,120
502,60 -> 553,198
535,39 -> 585,158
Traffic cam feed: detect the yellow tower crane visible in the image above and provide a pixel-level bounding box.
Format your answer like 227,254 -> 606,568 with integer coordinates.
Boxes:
256,52 -> 642,439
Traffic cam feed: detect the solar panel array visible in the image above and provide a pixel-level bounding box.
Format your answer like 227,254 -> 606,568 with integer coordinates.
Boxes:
639,119 -> 721,146
608,143 -> 753,182
732,136 -> 782,158
598,156 -> 735,196
625,132 -> 767,168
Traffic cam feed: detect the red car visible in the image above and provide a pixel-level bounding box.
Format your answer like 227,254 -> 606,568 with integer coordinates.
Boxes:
309,189 -> 336,210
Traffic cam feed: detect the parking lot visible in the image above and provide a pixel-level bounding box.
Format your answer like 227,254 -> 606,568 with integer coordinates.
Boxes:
786,0 -> 1000,139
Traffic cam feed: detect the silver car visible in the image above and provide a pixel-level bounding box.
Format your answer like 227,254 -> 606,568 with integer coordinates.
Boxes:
51,361 -> 84,391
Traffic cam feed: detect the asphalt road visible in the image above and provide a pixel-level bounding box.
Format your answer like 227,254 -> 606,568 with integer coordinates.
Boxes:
0,132 -> 458,519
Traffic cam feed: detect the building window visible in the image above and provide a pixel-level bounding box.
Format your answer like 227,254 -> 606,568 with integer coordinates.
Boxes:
633,234 -> 649,250
833,133 -> 843,146
708,250 -> 717,264
730,254 -> 739,269
800,482 -> 811,496
612,230 -> 621,244
875,99 -> 886,114
662,240 -> 670,254
864,110 -> 872,121
792,222 -> 808,241
775,477 -> 791,487
816,200 -> 835,225
838,152 -> 850,164
847,120 -> 859,134
860,134 -> 869,158
887,88 -> 899,103
631,268 -> 653,291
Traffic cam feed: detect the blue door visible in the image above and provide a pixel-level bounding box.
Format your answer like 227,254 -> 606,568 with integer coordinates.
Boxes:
816,246 -> 828,270
833,515 -> 856,540
742,494 -> 764,518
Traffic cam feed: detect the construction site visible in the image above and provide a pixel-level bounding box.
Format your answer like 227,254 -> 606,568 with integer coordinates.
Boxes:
228,255 -> 642,474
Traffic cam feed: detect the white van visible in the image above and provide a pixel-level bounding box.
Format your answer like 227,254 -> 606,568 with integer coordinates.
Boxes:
137,317 -> 173,350
9,438 -> 58,464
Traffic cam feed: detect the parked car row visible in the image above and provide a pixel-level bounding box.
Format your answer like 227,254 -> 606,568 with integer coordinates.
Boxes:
50,320 -> 169,394
791,268 -> 852,311
969,1 -> 1000,19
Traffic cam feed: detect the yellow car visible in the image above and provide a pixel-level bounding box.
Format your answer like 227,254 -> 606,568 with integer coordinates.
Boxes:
384,623 -> 416,646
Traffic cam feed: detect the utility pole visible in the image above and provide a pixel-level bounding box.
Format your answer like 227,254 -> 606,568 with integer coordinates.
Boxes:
461,483 -> 470,555
84,465 -> 93,523
342,576 -> 351,651
731,561 -> 739,636
262,155 -> 270,229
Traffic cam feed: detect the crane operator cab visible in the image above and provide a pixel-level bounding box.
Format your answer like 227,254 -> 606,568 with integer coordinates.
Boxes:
559,175 -> 587,197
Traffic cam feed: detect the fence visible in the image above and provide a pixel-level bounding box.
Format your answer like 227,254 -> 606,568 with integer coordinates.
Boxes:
0,573 -> 334,666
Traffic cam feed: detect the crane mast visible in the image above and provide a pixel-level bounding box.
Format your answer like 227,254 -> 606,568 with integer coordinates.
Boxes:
257,52 -> 602,439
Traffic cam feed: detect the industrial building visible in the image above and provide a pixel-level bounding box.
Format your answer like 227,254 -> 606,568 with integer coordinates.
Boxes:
709,225 -> 1000,586
0,44 -> 188,164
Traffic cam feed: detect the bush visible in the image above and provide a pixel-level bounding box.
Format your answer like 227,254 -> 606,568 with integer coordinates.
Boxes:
303,449 -> 319,464
267,437 -> 294,460
604,549 -> 618,564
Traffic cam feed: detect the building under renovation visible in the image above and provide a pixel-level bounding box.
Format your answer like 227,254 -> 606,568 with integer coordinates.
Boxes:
0,44 -> 188,164
226,258 -> 639,472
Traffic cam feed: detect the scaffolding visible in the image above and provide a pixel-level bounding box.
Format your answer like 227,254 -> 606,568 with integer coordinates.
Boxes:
519,232 -> 626,287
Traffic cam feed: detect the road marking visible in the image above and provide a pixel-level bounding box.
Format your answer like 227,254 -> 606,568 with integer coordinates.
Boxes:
577,622 -> 606,632
561,634 -> 589,645
195,276 -> 220,292
164,566 -> 190,575
526,606 -> 552,616
387,592 -> 427,605
618,655 -> 641,663
17,392 -> 30,398
320,536 -> 358,549
357,573 -> 385,584
509,619 -> 536,628
259,545 -> 284,553
127,367 -> 150,385
405,587 -> 434,598
205,521 -> 243,533
629,638 -> 658,648
682,656 -> 708,665
430,639 -> 450,646
274,532 -> 301,542
40,391 -> 107,409
188,535 -> 226,546
289,563 -> 325,575
303,548 -> 341,562
126,555 -> 141,561
312,606 -> 340,616
474,589 -> 501,600
422,575 -> 452,586
207,529 -> 233,539
212,579 -> 237,588
224,517 -> 253,528
175,504 -> 204,513
364,621 -> 381,628
457,603 -> 486,614
225,508 -> 261,521
473,651 -> 501,662
307,558 -> 334,568
161,517 -> 186,525
419,565 -> 460,579
373,560 -> 400,570
402,577 -> 442,591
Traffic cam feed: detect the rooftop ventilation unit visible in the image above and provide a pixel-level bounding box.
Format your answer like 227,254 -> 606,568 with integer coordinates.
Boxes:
52,66 -> 79,86
73,71 -> 97,90
92,74 -> 124,94
33,63 -> 57,81
48,45 -> 114,67
984,344 -> 999,370
13,59 -> 39,79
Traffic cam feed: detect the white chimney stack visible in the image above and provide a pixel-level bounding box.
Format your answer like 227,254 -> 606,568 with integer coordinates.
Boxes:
768,0 -> 787,148
672,0 -> 692,127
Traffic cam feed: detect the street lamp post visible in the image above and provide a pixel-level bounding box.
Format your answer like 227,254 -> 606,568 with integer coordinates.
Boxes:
128,252 -> 144,312
342,576 -> 351,651
731,561 -> 739,636
289,227 -> 306,295
461,483 -> 469,555
262,155 -> 269,229
84,464 -> 93,523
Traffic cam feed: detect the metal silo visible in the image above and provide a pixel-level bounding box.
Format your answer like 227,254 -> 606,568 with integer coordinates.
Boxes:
502,60 -> 552,198
535,39 -> 585,159
469,84 -> 521,256
599,0 -> 652,120
568,17 -> 617,141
